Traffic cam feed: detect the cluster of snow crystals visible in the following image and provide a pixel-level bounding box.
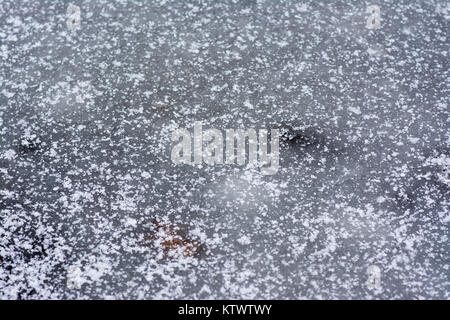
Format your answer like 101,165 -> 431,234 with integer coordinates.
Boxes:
0,0 -> 448,299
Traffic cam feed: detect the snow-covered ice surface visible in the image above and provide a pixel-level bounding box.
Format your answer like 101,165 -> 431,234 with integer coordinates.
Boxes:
0,0 -> 449,299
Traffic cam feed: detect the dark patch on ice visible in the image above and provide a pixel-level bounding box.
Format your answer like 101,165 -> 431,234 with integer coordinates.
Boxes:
17,135 -> 43,154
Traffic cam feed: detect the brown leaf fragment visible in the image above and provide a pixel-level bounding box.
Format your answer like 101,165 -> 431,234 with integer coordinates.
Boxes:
142,220 -> 203,258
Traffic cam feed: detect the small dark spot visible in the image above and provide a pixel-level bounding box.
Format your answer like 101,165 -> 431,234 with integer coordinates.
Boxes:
279,124 -> 324,148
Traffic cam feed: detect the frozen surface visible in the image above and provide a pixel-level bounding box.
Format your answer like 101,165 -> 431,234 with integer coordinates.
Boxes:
0,0 -> 449,299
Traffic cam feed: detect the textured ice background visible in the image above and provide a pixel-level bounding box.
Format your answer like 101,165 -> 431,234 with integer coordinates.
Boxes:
0,0 -> 449,299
